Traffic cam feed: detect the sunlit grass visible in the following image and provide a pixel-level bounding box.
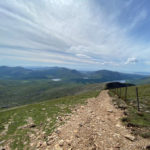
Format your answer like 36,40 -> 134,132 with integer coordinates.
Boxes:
110,84 -> 150,138
0,90 -> 100,149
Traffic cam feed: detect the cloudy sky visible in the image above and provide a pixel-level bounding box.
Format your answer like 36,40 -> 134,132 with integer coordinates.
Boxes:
0,0 -> 150,72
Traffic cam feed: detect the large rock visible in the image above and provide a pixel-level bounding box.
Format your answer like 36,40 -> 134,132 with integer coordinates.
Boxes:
124,134 -> 135,141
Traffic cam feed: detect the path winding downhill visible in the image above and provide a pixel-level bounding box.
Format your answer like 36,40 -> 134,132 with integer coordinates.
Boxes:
40,90 -> 149,150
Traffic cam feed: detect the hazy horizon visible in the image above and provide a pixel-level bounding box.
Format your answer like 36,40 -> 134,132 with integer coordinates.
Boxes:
1,65 -> 150,75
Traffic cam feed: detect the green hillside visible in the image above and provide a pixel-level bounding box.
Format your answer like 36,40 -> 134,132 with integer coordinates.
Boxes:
130,76 -> 150,85
0,89 -> 100,150
110,84 -> 150,138
88,70 -> 143,81
0,79 -> 104,108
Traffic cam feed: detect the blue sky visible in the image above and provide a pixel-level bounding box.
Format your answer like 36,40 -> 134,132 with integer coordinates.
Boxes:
0,0 -> 150,72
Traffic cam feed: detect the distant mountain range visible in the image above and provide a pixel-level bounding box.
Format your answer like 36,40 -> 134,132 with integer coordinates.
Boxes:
0,66 -> 82,80
0,66 -> 145,83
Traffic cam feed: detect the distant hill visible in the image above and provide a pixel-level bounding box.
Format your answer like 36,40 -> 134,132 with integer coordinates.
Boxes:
83,70 -> 143,83
0,66 -> 83,80
0,66 -> 32,79
0,66 -> 144,82
130,76 -> 150,85
134,72 -> 150,76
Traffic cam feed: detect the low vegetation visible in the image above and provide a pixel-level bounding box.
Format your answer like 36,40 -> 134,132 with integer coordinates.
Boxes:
0,90 -> 100,149
109,84 -> 150,138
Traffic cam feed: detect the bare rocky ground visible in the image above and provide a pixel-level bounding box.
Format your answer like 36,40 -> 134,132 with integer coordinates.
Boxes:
31,90 -> 150,150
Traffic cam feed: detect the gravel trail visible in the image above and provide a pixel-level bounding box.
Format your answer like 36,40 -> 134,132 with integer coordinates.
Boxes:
35,90 -> 150,150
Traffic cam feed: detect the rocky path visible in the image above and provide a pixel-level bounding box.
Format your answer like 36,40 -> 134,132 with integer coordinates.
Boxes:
39,90 -> 150,150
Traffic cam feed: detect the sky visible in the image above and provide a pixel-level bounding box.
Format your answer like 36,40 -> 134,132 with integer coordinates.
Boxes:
0,0 -> 150,72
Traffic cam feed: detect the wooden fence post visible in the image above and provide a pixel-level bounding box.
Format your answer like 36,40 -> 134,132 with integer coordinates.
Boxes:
136,87 -> 140,111
119,88 -> 121,98
124,87 -> 127,101
117,88 -> 119,96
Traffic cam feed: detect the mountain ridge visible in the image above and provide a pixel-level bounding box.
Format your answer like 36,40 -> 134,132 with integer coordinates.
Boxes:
0,66 -> 144,81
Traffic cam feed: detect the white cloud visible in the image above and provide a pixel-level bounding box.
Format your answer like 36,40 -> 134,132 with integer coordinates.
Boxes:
125,57 -> 138,65
76,53 -> 91,59
0,0 -> 149,71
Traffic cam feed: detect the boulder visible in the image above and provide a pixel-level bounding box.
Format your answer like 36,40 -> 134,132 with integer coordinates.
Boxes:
124,134 -> 135,141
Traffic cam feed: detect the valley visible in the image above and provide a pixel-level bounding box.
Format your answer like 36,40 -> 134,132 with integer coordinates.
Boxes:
0,66 -> 144,108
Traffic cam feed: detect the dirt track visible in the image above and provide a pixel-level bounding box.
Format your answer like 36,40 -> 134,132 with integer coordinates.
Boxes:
38,90 -> 150,150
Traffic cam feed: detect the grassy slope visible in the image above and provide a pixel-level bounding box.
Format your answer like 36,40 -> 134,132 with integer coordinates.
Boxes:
0,87 -> 101,149
109,84 -> 150,138
0,79 -> 104,108
130,77 -> 150,85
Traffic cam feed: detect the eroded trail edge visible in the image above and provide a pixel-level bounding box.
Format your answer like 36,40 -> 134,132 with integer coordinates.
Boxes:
38,90 -> 149,150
